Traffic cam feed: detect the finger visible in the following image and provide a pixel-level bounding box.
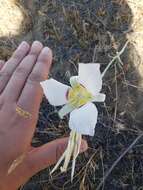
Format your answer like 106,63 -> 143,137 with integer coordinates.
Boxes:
5,138 -> 88,190
25,138 -> 88,175
17,47 -> 52,116
0,42 -> 30,94
0,60 -> 5,70
3,41 -> 43,102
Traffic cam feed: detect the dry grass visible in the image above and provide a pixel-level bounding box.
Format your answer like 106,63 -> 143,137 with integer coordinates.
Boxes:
0,0 -> 31,59
126,0 -> 143,85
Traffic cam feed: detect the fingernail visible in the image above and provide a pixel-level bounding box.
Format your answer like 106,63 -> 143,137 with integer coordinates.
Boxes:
81,140 -> 88,152
41,47 -> 50,55
18,41 -> 29,50
32,41 -> 43,49
30,41 -> 43,54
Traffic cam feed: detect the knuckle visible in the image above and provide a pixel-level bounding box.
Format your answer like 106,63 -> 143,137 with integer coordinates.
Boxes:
15,67 -> 28,76
29,51 -> 39,56
0,71 -> 12,79
28,72 -> 43,83
38,57 -> 49,64
12,51 -> 24,60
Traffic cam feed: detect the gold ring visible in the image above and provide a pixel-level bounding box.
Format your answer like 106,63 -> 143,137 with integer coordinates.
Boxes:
16,106 -> 32,119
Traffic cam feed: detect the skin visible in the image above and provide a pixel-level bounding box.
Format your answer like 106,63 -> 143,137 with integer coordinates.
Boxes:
0,41 -> 88,190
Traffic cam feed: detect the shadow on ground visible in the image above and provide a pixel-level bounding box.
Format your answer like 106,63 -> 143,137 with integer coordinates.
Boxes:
0,0 -> 143,189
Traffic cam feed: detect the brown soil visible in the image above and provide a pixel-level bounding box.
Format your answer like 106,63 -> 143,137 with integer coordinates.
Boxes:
0,0 -> 143,190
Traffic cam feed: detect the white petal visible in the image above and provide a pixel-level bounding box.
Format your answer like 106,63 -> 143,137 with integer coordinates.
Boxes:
69,103 -> 98,136
40,79 -> 70,106
92,93 -> 106,102
78,63 -> 102,95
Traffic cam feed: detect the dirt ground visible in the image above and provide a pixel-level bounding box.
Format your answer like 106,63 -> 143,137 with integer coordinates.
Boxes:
0,0 -> 143,189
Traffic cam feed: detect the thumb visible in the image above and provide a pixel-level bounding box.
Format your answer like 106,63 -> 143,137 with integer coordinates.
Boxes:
25,137 -> 88,176
7,137 -> 88,190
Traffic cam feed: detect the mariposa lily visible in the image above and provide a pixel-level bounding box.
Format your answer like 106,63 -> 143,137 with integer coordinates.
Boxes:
40,63 -> 106,181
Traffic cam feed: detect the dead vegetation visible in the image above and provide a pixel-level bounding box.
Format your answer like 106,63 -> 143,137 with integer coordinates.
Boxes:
0,0 -> 143,189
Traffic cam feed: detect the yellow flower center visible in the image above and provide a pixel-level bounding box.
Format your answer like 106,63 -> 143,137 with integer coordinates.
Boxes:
68,84 -> 93,108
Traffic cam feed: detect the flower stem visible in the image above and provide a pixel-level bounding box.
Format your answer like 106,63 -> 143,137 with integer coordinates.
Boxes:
101,41 -> 129,78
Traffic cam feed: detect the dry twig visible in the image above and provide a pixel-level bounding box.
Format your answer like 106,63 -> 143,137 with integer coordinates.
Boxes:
101,41 -> 129,78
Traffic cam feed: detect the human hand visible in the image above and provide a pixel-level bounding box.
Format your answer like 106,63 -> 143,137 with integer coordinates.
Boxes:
0,41 -> 88,190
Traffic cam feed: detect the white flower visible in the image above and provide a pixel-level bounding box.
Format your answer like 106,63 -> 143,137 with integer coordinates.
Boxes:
40,63 -> 105,136
41,63 -> 106,181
